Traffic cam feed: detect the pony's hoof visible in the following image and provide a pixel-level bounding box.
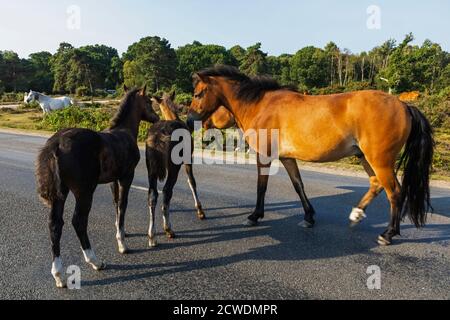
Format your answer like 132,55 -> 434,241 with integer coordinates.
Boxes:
349,208 -> 366,224
377,235 -> 392,246
197,210 -> 206,220
91,262 -> 106,271
299,220 -> 314,228
118,243 -> 129,255
55,278 -> 67,289
149,238 -> 158,248
245,219 -> 258,227
165,229 -> 176,239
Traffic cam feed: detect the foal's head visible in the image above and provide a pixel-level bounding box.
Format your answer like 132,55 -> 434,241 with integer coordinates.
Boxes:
151,92 -> 182,121
112,85 -> 160,130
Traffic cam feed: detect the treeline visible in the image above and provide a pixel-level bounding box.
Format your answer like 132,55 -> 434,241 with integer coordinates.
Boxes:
1,33 -> 449,97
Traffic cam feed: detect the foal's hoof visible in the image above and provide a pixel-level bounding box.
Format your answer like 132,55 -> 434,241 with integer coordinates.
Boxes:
55,278 -> 67,289
96,262 -> 107,271
377,235 -> 392,246
299,220 -> 314,229
118,243 -> 129,255
165,229 -> 176,239
197,210 -> 206,220
245,219 -> 259,227
149,238 -> 158,248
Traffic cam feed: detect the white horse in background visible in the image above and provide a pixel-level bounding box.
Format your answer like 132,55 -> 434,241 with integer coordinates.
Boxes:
25,90 -> 74,114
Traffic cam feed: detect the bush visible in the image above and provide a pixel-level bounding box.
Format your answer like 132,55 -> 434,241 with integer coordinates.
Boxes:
38,106 -> 153,142
416,87 -> 450,129
174,93 -> 192,106
1,92 -> 25,103
94,89 -> 107,98
39,107 -> 114,132
76,86 -> 90,97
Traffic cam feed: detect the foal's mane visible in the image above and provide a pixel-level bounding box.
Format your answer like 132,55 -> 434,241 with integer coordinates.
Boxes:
110,88 -> 140,129
195,65 -> 297,103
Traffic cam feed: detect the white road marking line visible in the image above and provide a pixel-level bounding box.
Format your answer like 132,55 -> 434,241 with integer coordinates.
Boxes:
131,185 -> 162,194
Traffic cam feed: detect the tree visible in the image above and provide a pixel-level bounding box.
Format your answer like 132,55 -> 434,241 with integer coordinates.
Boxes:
51,43 -> 75,93
123,36 -> 177,92
267,54 -> 293,86
379,34 -> 448,93
28,51 -> 54,93
175,41 -> 235,92
290,46 -> 328,89
229,45 -> 246,66
240,43 -> 268,76
0,51 -> 30,92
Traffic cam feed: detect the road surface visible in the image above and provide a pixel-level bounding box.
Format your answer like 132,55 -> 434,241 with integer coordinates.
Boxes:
0,131 -> 448,300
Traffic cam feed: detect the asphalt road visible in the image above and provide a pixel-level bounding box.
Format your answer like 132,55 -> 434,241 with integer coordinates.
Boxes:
0,131 -> 448,300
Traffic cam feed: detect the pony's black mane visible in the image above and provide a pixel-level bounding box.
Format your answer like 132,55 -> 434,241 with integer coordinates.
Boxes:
110,88 -> 140,129
195,65 -> 297,103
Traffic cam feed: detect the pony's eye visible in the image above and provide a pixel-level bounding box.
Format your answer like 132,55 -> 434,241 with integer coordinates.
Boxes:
194,91 -> 205,99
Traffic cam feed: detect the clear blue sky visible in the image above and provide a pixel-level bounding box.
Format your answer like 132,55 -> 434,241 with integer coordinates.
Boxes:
1,0 -> 449,58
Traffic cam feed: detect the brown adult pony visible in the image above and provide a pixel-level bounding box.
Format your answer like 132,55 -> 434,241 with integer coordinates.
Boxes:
187,65 -> 434,246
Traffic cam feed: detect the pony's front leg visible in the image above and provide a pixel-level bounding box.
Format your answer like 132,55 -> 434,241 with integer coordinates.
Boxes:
280,158 -> 316,228
148,176 -> 159,248
115,175 -> 134,254
247,159 -> 272,227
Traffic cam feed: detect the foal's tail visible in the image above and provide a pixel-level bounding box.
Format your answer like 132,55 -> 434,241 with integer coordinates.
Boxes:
397,105 -> 435,228
35,143 -> 64,207
146,135 -> 171,182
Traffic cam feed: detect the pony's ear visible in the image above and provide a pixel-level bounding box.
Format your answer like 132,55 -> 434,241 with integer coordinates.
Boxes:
195,73 -> 217,86
151,96 -> 162,104
169,91 -> 176,101
123,84 -> 129,92
140,85 -> 147,96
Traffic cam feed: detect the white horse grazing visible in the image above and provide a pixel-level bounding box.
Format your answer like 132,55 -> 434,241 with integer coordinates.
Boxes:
25,90 -> 74,113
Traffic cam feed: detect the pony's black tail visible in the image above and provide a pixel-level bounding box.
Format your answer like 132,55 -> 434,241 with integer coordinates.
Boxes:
35,143 -> 64,207
397,105 -> 435,228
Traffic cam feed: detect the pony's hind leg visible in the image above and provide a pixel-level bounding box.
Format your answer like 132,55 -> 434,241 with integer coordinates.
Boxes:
162,165 -> 181,239
350,157 -> 384,226
280,158 -> 316,228
148,175 -> 159,248
371,166 -> 402,246
185,164 -> 206,220
49,194 -> 68,288
72,191 -> 106,270
114,175 -> 134,254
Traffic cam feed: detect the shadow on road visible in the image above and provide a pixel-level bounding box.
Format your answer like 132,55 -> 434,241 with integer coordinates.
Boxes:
82,186 -> 450,288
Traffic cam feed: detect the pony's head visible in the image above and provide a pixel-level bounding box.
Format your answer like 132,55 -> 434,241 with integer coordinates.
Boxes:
125,85 -> 160,124
25,90 -> 39,104
187,72 -> 224,128
151,91 -> 182,121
